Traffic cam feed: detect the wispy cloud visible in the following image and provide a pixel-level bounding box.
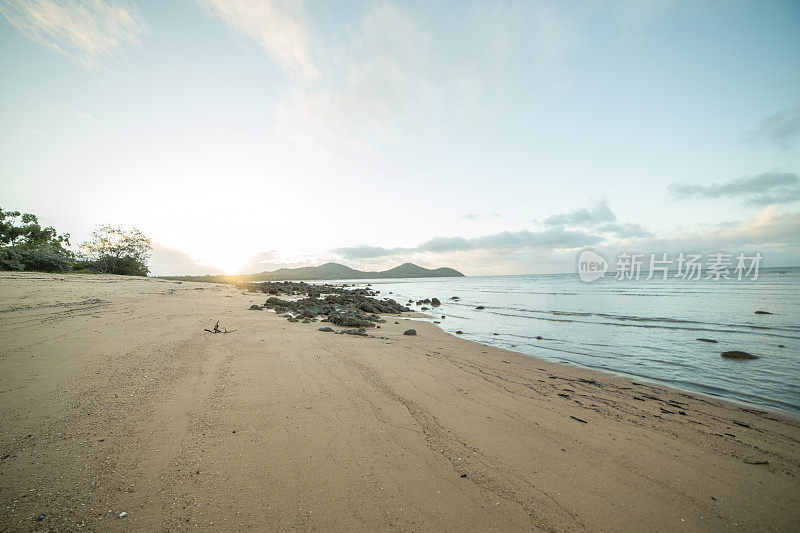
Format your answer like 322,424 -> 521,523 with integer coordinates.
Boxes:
665,206 -> 800,250
464,212 -> 501,220
543,200 -> 616,226
668,172 -> 800,206
273,2 -> 438,146
543,200 -> 652,238
744,103 -> 800,150
197,0 -> 574,148
195,0 -> 318,80
0,0 -> 147,70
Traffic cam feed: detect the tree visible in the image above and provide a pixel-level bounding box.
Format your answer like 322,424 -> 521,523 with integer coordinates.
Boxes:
0,208 -> 73,272
80,225 -> 152,276
0,208 -> 71,247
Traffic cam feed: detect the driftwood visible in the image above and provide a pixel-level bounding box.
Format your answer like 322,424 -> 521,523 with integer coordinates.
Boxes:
204,320 -> 236,334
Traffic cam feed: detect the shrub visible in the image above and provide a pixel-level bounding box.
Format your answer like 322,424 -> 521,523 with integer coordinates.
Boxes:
0,245 -> 73,272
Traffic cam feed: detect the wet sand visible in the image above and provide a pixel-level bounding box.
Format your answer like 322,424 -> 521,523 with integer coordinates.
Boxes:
0,273 -> 798,531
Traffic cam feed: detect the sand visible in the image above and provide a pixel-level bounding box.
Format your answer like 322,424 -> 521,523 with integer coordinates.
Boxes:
0,273 -> 798,531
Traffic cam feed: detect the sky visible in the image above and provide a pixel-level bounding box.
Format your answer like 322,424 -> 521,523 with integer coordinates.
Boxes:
1,0 -> 799,276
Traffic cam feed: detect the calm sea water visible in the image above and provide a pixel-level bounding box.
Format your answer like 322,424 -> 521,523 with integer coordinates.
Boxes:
333,268 -> 800,415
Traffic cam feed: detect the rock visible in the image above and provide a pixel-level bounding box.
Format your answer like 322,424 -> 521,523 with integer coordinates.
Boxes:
456,330 -> 463,335
403,329 -> 417,336
721,350 -> 758,360
535,336 -> 542,340
421,307 -> 429,311
697,338 -> 718,343
476,306 -> 485,310
248,305 -> 263,310
433,321 -> 441,324
493,332 -> 499,335
251,282 -> 411,328
339,328 -> 368,336
778,344 -> 785,348
329,312 -> 374,328
119,512 -> 128,518
318,327 -> 335,332
431,298 -> 441,306
441,315 -> 445,319
450,296 -> 459,300
754,310 -> 773,315
287,317 -> 299,322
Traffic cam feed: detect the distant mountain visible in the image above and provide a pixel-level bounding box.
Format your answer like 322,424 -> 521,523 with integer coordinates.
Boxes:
161,262 -> 465,283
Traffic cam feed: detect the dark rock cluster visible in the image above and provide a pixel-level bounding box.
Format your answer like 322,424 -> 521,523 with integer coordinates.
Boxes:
243,281 -> 411,327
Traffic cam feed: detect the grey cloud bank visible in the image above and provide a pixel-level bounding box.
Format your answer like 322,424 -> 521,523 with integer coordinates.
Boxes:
333,227 -> 602,260
669,172 -> 800,206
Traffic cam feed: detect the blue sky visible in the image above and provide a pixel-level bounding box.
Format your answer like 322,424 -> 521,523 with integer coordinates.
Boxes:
1,0 -> 799,275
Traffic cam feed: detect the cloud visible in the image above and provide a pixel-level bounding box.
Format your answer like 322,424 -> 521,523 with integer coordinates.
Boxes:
433,228 -> 603,251
655,206 -> 800,253
464,212 -> 501,220
200,1 -> 574,148
0,0 -> 147,70
333,227 -> 601,260
332,245 -> 406,260
668,172 -> 800,206
195,0 -> 318,80
597,222 -> 652,238
272,2 -> 438,145
542,200 -> 652,238
76,109 -> 95,120
333,207 -> 800,273
744,103 -> 800,149
543,200 -> 616,226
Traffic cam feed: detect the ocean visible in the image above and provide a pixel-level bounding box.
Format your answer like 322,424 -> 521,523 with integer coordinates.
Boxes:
338,268 -> 800,415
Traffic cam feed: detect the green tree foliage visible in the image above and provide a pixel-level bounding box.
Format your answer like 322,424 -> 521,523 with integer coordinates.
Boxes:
0,208 -> 74,272
79,225 -> 152,276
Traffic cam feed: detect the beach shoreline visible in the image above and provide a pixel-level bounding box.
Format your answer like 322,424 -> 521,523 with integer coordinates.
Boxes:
325,272 -> 800,417
1,272 -> 798,531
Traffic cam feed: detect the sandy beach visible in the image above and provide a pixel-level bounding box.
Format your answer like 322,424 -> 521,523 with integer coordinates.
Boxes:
1,273 -> 798,531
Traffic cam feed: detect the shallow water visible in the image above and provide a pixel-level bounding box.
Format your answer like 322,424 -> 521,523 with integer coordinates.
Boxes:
332,268 -> 800,414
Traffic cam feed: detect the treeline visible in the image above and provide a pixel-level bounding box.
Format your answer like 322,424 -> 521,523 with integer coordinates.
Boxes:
0,208 -> 152,276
